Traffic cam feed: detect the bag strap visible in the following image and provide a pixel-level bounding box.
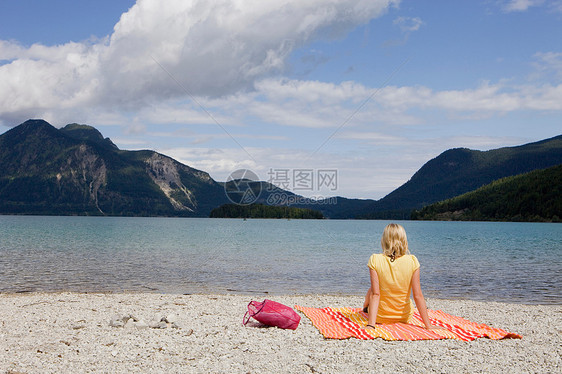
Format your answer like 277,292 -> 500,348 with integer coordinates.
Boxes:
242,310 -> 251,325
242,300 -> 267,326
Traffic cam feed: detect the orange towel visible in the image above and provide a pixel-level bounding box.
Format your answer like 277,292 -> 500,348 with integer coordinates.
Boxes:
294,306 -> 522,341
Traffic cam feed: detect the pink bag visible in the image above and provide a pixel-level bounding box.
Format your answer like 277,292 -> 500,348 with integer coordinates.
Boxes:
243,299 -> 301,330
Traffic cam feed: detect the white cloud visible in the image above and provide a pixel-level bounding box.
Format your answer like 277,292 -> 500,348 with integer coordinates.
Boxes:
337,131 -> 405,143
99,76 -> 562,164
502,0 -> 544,12
374,81 -> 562,113
501,0 -> 562,13
551,1 -> 562,12
393,16 -> 423,32
232,78 -> 411,128
112,138 -> 148,146
225,79 -> 562,131
160,146 -> 259,176
2,0 -> 560,134
0,0 -> 399,126
158,133 -> 530,199
532,51 -> 562,80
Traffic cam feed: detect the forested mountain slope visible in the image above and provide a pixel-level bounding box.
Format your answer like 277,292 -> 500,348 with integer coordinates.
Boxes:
411,164 -> 562,222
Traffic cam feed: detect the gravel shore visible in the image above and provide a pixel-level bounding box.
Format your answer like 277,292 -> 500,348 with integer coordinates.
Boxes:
0,293 -> 560,373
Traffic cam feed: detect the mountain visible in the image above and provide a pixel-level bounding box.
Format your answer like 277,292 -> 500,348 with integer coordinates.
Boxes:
411,164 -> 562,222
357,135 -> 562,219
1,119 -> 560,219
60,123 -> 118,150
0,119 -> 368,218
0,119 -> 228,216
219,179 -> 373,219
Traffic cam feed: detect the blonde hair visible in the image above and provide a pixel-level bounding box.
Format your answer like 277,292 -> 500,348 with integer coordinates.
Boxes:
381,223 -> 409,262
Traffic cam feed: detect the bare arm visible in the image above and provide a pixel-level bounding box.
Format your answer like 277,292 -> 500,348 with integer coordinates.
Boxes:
411,268 -> 442,330
367,268 -> 380,327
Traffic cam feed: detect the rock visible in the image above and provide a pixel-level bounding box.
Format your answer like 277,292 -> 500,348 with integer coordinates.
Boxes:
124,318 -> 135,329
122,317 -> 149,330
135,320 -> 149,330
109,320 -> 124,327
164,314 -> 177,323
109,315 -> 125,328
110,312 -> 179,329
110,313 -> 140,327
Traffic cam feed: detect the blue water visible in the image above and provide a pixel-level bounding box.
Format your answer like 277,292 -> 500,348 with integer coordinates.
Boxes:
0,216 -> 560,304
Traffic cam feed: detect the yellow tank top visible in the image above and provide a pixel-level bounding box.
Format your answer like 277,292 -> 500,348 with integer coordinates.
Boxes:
367,253 -> 420,323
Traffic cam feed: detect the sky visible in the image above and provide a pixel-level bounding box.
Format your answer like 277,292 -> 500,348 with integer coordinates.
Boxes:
0,0 -> 561,200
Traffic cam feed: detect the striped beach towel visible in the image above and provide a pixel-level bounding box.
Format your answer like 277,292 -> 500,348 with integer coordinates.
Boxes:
294,306 -> 522,341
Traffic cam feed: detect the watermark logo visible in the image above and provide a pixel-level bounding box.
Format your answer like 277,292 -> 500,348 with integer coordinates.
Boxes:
224,169 -> 262,205
266,168 -> 338,192
266,193 -> 338,206
264,168 -> 339,206
224,168 -> 339,206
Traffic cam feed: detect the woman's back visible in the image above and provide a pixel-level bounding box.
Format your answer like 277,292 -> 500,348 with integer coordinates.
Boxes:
367,253 -> 420,323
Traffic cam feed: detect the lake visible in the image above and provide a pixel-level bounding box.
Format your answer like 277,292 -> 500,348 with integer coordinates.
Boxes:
0,216 -> 560,304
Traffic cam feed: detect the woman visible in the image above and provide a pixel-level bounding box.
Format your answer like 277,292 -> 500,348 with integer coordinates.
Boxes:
363,223 -> 441,331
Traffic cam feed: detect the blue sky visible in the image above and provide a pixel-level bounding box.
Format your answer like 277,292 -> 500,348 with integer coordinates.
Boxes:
1,0 -> 561,199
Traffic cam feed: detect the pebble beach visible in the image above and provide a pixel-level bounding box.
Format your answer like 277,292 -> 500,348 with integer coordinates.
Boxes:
0,293 -> 560,373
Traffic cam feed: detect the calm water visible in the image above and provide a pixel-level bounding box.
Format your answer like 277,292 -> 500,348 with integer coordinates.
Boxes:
0,216 -> 560,304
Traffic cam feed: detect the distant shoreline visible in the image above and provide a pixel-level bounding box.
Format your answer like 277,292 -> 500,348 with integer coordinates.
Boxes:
2,212 -> 562,223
